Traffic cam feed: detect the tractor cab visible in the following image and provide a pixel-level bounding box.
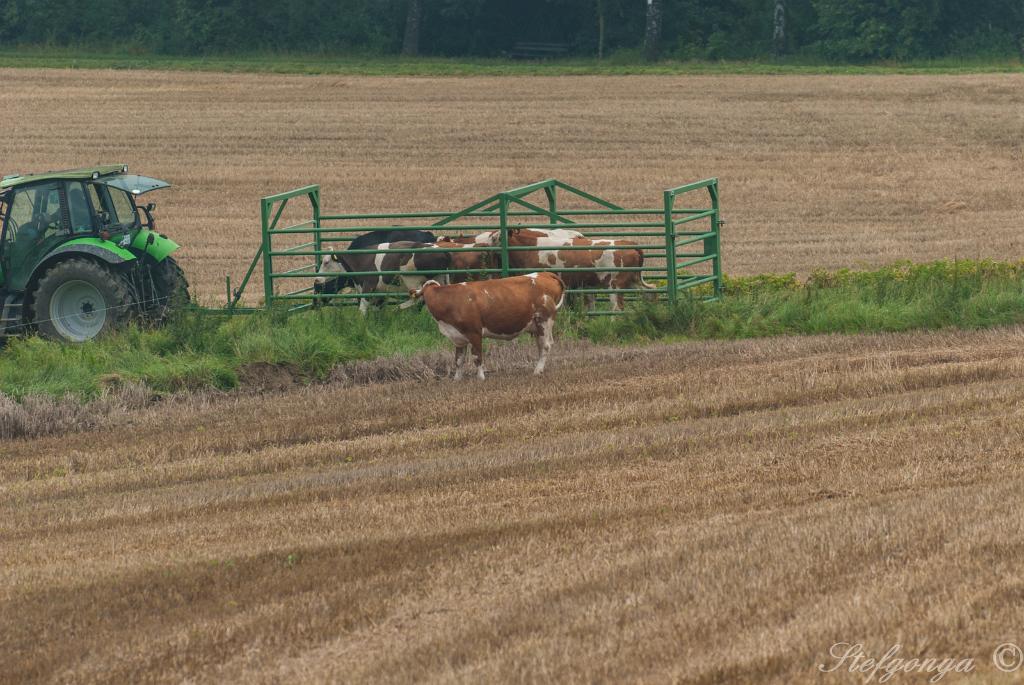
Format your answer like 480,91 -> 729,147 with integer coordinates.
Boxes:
0,166 -> 170,289
0,165 -> 187,343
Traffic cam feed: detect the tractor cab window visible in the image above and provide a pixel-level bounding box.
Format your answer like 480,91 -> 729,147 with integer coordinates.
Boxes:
2,182 -> 66,266
87,183 -> 138,230
66,182 -> 93,234
86,184 -> 104,224
108,187 -> 137,228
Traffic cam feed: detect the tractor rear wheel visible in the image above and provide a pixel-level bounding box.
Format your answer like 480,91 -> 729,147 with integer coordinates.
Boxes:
33,259 -> 133,342
148,256 -> 190,321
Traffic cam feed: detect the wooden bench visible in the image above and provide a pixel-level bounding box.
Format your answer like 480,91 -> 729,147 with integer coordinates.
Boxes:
506,42 -> 570,60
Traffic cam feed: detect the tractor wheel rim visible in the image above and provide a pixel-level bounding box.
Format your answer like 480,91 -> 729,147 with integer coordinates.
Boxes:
49,280 -> 108,342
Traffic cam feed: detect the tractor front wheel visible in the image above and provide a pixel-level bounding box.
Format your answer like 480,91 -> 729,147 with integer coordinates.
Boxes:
33,259 -> 133,342
148,256 -> 190,321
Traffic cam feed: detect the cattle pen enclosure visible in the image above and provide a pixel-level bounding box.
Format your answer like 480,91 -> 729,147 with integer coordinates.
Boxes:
226,178 -> 722,313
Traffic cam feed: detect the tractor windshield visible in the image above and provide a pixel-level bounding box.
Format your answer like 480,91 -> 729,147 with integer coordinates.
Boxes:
86,183 -> 138,231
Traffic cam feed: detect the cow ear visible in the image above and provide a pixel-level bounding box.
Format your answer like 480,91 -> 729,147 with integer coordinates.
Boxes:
331,254 -> 341,262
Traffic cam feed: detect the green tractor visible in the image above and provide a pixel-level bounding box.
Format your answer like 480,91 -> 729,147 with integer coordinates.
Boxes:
0,165 -> 189,343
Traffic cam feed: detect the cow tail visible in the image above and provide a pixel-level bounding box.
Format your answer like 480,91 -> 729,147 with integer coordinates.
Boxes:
637,251 -> 658,289
552,273 -> 567,309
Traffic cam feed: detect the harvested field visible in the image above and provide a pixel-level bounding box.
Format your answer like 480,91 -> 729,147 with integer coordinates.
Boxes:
4,67 -> 1024,683
5,327 -> 1024,682
2,69 -> 1023,303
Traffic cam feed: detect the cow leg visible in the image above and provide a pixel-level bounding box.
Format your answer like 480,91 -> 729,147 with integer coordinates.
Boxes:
610,273 -> 633,311
453,345 -> 466,381
585,294 -> 597,310
356,278 -> 373,316
533,317 -> 554,375
359,277 -> 385,315
312,281 -> 324,309
468,333 -> 485,380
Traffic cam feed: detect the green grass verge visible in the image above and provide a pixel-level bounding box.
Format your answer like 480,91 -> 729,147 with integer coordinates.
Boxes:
4,259 -> 1024,401
0,48 -> 1021,76
0,304 -> 447,400
568,260 -> 1024,344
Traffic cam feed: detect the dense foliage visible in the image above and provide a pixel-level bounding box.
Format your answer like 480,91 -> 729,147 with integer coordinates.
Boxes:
0,0 -> 1020,62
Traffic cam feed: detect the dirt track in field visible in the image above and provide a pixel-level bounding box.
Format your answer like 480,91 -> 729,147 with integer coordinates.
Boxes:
1,69 -> 1022,303
4,327 -> 1024,682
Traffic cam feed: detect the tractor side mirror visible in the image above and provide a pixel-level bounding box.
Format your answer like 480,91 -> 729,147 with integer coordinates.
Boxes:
141,202 -> 157,231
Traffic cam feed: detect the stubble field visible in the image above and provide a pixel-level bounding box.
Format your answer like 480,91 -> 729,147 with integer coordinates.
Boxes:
6,330 -> 1024,682
3,69 -> 1024,682
2,69 -> 1022,302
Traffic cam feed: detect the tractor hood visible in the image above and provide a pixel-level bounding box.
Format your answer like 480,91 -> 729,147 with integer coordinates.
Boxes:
97,174 -> 170,196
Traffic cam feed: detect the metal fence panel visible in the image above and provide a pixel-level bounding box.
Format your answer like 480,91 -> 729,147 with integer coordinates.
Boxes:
227,179 -> 721,313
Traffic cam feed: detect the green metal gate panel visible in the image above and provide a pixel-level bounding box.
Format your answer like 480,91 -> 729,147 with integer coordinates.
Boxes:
227,179 -> 722,313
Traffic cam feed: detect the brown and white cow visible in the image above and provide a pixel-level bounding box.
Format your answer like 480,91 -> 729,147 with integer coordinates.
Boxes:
410,272 -> 565,380
314,241 -> 450,314
314,228 -> 437,296
476,228 -> 656,310
434,236 -> 490,283
473,227 -> 583,249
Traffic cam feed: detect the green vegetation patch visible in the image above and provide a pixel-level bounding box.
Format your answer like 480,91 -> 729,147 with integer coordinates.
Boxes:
567,260 -> 1024,344
0,306 -> 445,400
0,50 -> 1020,77
4,260 -> 1024,401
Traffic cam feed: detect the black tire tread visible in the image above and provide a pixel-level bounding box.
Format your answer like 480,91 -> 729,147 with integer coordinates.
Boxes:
149,256 -> 190,320
32,258 -> 134,342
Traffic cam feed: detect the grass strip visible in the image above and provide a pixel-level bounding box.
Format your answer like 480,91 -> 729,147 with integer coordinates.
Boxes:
0,49 -> 1021,76
3,259 -> 1024,400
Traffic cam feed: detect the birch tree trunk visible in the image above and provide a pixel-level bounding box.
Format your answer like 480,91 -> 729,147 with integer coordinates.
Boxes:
402,0 -> 422,56
643,0 -> 662,62
773,0 -> 786,56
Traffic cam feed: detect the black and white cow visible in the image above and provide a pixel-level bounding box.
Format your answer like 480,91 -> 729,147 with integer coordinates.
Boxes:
314,241 -> 451,314
315,229 -> 437,299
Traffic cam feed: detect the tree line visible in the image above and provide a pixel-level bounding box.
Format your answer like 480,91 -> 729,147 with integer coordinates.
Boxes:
0,0 -> 1021,62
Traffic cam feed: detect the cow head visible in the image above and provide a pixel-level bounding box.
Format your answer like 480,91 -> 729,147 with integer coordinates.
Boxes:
473,231 -> 498,246
314,253 -> 347,281
409,279 -> 443,302
313,253 -> 348,307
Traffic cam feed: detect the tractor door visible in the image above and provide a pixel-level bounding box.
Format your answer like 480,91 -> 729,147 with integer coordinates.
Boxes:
0,182 -> 70,292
